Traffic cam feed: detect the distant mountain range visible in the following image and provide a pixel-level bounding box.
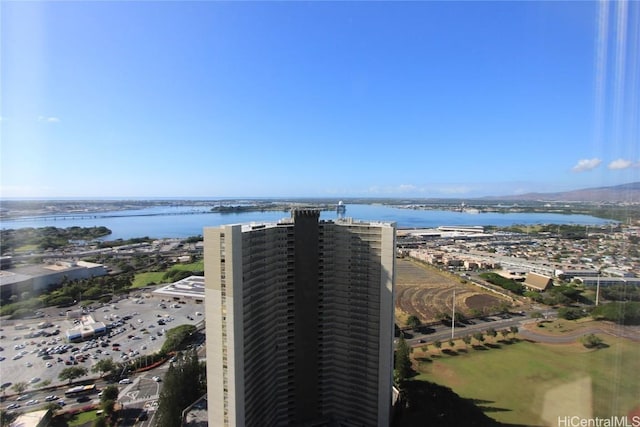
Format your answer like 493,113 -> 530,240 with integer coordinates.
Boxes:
486,182 -> 640,203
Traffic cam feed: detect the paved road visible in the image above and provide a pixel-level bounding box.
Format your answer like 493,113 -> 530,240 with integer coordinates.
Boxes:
403,309 -> 640,347
403,313 -> 536,346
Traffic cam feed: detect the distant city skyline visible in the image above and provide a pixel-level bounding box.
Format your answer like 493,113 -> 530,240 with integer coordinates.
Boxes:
1,1 -> 639,199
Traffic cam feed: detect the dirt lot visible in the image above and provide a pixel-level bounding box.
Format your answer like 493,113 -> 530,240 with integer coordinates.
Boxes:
395,258 -> 507,326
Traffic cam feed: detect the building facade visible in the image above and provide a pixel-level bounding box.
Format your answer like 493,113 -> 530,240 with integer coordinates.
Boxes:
204,210 -> 396,427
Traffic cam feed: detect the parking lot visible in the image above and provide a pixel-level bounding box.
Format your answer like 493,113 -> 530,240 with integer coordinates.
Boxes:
0,294 -> 204,408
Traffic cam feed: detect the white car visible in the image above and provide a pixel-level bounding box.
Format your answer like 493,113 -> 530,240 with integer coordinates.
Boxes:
25,399 -> 39,406
45,395 -> 58,402
119,378 -> 132,384
151,376 -> 161,382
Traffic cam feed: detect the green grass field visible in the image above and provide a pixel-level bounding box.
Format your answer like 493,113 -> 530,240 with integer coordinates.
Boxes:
170,261 -> 204,271
416,337 -> 640,426
131,261 -> 204,288
132,272 -> 166,288
66,409 -> 100,426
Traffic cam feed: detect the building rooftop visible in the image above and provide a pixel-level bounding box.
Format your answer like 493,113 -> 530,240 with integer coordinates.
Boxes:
0,260 -> 105,287
152,275 -> 205,299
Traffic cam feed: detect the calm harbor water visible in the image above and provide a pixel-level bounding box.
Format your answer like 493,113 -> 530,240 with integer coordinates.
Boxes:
0,204 -> 612,241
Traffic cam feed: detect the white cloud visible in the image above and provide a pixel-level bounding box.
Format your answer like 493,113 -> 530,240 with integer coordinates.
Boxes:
367,184 -> 423,194
37,116 -> 60,123
397,184 -> 419,193
433,185 -> 473,195
608,158 -> 635,170
572,158 -> 601,172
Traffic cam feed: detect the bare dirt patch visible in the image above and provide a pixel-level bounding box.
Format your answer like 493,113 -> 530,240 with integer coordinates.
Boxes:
396,258 -> 509,325
465,294 -> 503,311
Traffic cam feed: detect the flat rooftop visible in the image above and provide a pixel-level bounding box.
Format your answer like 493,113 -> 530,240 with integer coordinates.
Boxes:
153,275 -> 205,299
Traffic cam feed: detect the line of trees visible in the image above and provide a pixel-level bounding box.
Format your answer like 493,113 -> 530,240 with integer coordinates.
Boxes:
479,272 -> 524,295
1,226 -> 111,253
592,301 -> 640,325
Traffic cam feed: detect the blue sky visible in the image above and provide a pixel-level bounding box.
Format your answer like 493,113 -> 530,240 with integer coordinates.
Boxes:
1,1 -> 638,199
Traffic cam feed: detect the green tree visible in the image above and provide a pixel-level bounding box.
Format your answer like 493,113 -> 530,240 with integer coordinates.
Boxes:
472,332 -> 484,345
100,385 -> 119,403
462,335 -> 472,348
394,336 -> 412,385
500,329 -> 510,341
92,358 -> 117,378
161,324 -> 197,354
406,315 -> 421,329
1,409 -> 18,426
156,350 -> 206,427
509,325 -> 519,338
59,366 -> 88,384
558,307 -> 585,320
44,402 -> 61,413
592,302 -> 640,325
433,340 -> 442,353
11,382 -> 27,394
580,333 -> 604,349
101,399 -> 116,424
486,327 -> 497,342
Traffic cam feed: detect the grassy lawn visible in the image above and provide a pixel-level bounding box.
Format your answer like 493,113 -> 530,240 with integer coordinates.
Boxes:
131,261 -> 204,288
415,336 -> 640,426
132,272 -> 166,288
66,409 -> 100,426
170,260 -> 203,271
14,244 -> 40,253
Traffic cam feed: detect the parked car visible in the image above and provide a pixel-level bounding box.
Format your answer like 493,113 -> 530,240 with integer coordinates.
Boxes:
119,378 -> 132,384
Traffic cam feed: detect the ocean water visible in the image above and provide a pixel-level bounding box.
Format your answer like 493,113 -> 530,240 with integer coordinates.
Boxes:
0,204 -> 612,241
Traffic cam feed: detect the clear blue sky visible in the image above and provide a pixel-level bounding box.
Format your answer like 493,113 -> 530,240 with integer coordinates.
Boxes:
1,1 -> 638,199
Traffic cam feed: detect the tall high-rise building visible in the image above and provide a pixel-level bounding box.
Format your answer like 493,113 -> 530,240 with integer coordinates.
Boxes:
204,209 -> 396,427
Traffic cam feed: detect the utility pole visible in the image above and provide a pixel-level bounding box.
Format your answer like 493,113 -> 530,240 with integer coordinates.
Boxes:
451,289 -> 456,340
595,273 -> 600,306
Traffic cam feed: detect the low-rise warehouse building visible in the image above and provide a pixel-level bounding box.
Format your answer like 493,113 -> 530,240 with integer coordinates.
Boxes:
0,260 -> 107,301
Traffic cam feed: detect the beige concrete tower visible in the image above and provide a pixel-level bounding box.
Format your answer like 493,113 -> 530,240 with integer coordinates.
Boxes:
204,210 -> 395,427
